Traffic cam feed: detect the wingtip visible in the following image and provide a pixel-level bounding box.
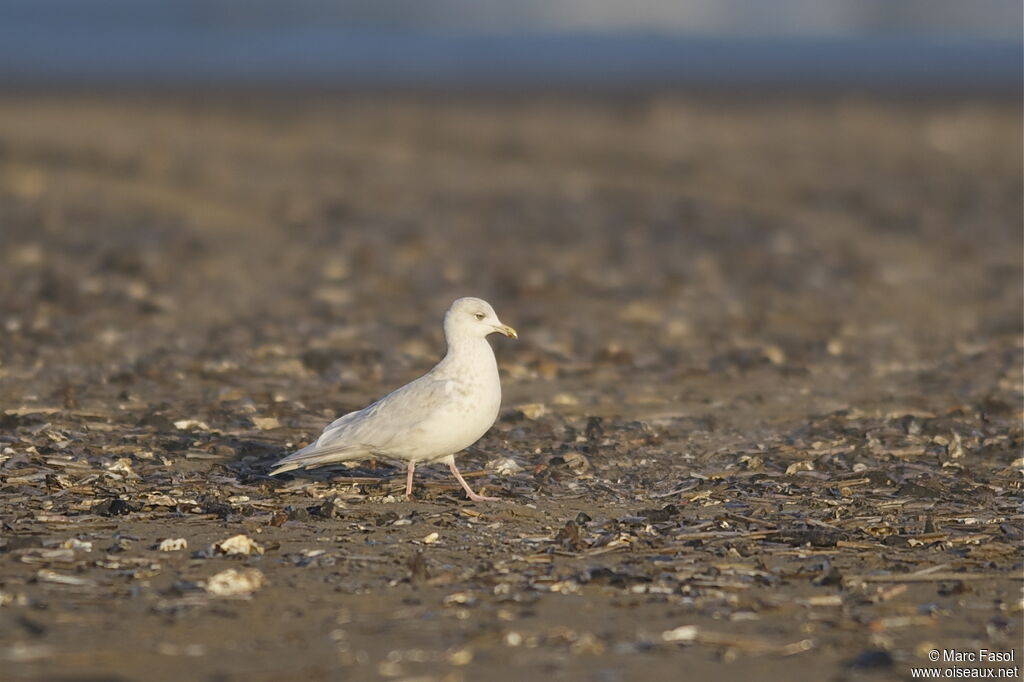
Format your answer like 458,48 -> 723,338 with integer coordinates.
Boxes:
267,462 -> 298,477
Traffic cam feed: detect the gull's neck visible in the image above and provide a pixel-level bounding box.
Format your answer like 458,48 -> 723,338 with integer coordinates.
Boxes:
436,334 -> 494,375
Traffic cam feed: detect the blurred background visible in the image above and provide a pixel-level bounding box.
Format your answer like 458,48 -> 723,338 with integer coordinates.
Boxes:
0,0 -> 1020,90
0,0 -> 1020,400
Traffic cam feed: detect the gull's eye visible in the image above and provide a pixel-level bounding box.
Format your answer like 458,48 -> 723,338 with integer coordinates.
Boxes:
474,312 -> 486,320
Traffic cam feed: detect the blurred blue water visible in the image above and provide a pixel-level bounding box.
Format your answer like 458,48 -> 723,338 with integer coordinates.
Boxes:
0,1 -> 1019,91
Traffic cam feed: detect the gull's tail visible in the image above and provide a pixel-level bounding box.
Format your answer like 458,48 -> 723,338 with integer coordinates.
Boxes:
268,441 -> 364,476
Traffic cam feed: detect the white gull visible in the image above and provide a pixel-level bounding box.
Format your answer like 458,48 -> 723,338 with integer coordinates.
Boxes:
269,297 -> 517,502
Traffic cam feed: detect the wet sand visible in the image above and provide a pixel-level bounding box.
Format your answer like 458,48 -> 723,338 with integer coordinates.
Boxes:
0,93 -> 1021,682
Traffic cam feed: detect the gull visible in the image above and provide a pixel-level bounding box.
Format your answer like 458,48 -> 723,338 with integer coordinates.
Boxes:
269,297 -> 517,502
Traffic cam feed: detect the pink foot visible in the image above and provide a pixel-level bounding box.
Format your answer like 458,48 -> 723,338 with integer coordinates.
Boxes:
405,461 -> 416,498
447,457 -> 499,502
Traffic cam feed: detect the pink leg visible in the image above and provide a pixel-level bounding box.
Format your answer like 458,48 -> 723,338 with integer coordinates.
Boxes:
446,457 -> 498,502
405,461 -> 416,497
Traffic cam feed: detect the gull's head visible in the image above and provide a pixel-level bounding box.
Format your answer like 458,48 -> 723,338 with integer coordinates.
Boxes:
444,297 -> 517,342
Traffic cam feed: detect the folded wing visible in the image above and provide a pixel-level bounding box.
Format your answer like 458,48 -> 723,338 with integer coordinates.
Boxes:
268,375 -> 451,475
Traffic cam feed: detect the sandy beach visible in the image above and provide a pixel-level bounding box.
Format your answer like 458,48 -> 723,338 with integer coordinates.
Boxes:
0,92 -> 1021,681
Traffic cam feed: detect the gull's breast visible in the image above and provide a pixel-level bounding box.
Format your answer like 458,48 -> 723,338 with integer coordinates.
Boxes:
405,372 -> 501,461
